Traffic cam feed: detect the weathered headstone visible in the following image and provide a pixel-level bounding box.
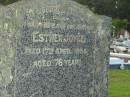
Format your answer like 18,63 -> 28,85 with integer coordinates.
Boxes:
0,0 -> 111,97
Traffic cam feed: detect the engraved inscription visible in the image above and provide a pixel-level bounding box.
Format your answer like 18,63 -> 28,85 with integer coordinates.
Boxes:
32,32 -> 86,43
33,59 -> 82,67
24,47 -> 88,55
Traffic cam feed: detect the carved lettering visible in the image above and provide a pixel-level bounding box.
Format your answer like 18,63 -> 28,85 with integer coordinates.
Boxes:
33,59 -> 82,67
32,32 -> 86,43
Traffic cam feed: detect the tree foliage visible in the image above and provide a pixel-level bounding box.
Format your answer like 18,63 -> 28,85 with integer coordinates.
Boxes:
74,0 -> 130,20
74,0 -> 130,31
0,0 -> 19,5
112,19 -> 128,33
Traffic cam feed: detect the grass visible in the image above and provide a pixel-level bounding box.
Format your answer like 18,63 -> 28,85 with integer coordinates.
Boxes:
109,69 -> 130,97
127,52 -> 130,54
124,52 -> 130,54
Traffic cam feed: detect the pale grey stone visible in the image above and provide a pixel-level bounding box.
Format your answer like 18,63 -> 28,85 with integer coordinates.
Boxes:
0,0 -> 111,97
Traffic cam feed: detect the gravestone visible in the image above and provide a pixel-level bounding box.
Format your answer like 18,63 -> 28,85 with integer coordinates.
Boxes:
0,0 -> 111,97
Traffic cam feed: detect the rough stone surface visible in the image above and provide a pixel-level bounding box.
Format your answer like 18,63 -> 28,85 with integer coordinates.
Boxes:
0,0 -> 111,97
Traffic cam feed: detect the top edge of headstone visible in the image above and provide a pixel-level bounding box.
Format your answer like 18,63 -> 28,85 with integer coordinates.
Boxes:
0,0 -> 111,34
2,0 -> 111,19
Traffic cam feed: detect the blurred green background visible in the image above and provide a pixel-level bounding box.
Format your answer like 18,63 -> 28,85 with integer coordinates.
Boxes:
109,70 -> 130,97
